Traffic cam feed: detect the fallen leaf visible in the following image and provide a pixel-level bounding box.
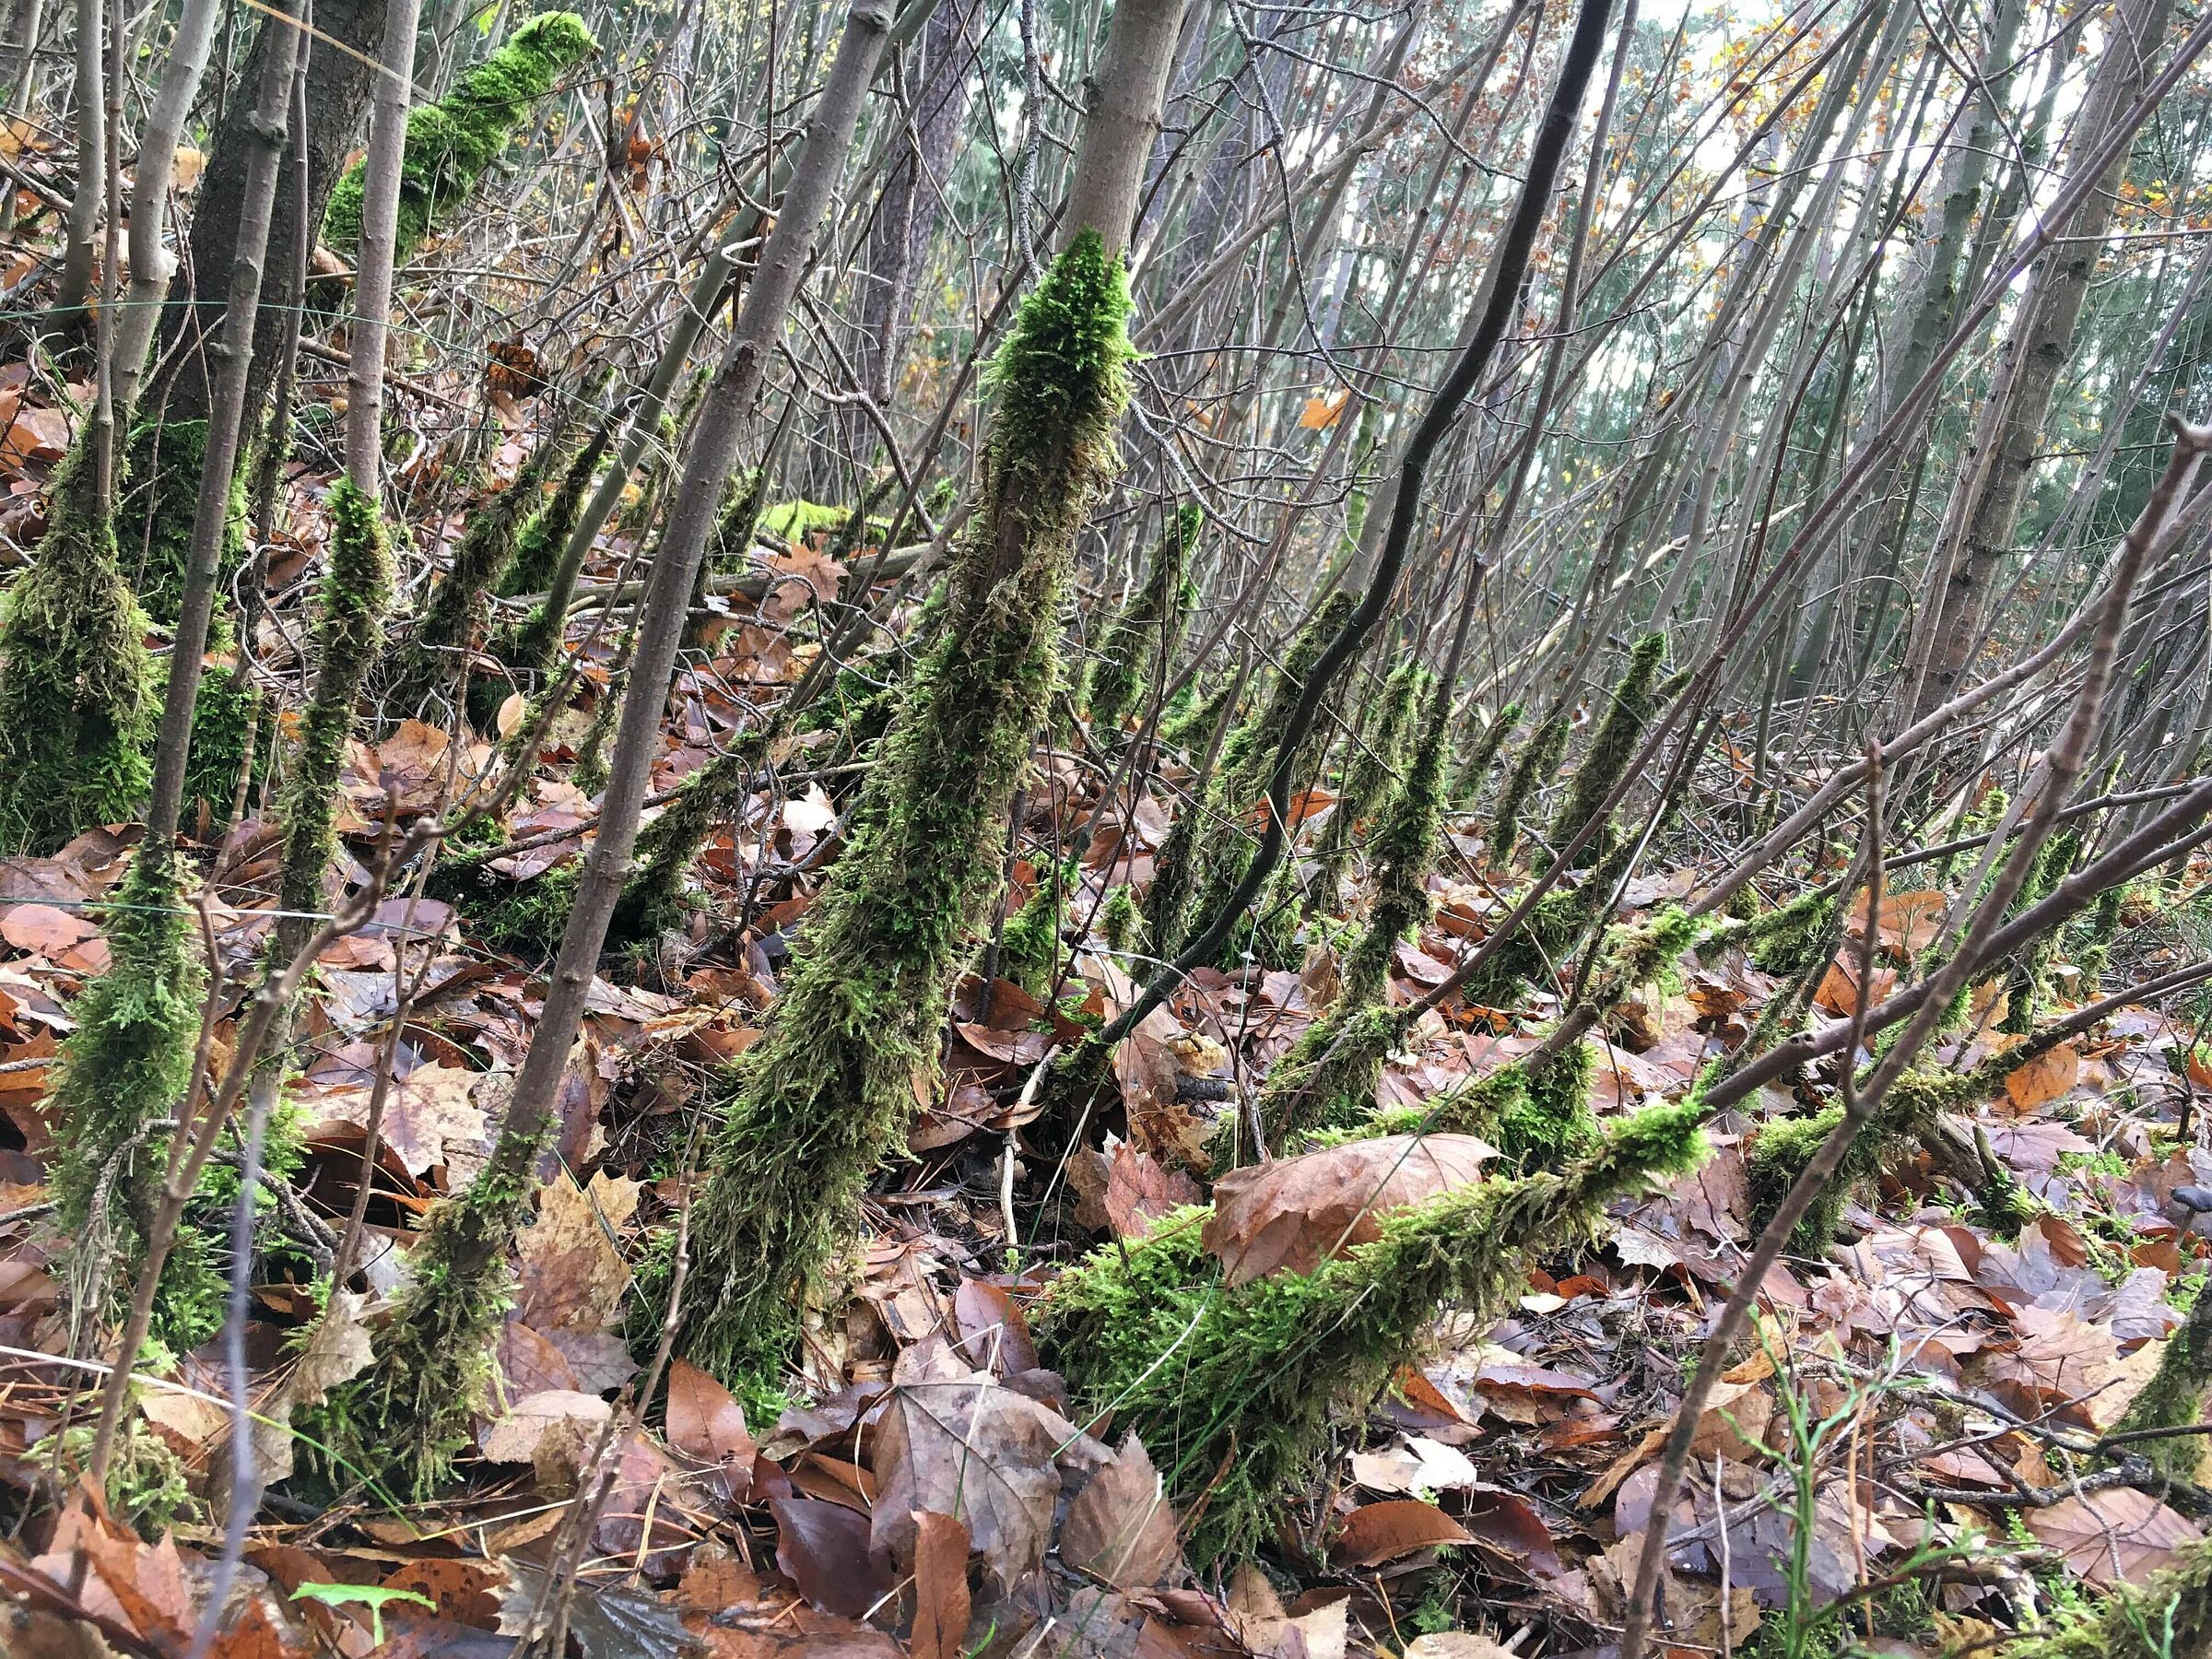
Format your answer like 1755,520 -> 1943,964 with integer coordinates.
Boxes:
666,1357 -> 754,1470
2006,1042 -> 2081,1111
773,1497 -> 896,1619
1333,1500 -> 1476,1567
1204,1135 -> 1496,1286
909,1511 -> 971,1659
515,1168 -> 639,1335
0,903 -> 92,956
870,1374 -> 1102,1593
479,1389 -> 613,1464
2025,1488 -> 2201,1588
1068,1140 -> 1202,1238
1061,1434 -> 1182,1590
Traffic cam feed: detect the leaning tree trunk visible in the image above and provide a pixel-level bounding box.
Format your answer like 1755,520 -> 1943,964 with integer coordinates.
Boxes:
322,0 -> 907,1496
1907,0 -> 2171,718
666,0 -> 1188,1392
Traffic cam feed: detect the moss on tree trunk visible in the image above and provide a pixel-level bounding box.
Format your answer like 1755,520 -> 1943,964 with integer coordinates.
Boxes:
666,230 -> 1134,1388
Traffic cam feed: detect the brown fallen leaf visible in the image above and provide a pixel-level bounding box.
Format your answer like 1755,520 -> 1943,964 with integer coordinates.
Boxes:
2025,1487 -> 2201,1588
1061,1434 -> 1182,1590
774,1497 -> 897,1619
478,1388 -> 612,1464
0,902 -> 92,957
1069,1139 -> 1203,1238
870,1373 -> 1106,1593
667,1357 -> 755,1473
1333,1500 -> 1476,1568
1203,1135 -> 1496,1286
909,1511 -> 971,1659
2006,1041 -> 2080,1111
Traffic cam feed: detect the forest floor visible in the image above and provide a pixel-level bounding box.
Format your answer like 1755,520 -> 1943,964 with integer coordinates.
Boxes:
0,366 -> 2203,1659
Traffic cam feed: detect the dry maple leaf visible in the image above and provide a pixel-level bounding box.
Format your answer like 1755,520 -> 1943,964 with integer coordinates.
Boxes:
1203,1134 -> 1497,1286
1060,1434 -> 1183,1590
2025,1487 -> 2202,1588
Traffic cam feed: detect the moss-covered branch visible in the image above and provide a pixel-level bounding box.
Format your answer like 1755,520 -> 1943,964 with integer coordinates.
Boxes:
322,12 -> 597,265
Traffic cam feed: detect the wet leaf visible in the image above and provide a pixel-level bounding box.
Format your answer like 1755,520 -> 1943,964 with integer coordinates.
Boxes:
909,1511 -> 971,1659
773,1497 -> 896,1619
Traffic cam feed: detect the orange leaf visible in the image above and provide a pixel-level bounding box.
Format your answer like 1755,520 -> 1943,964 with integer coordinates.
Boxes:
1334,1500 -> 1476,1567
2005,1041 -> 2079,1111
1299,388 -> 1349,429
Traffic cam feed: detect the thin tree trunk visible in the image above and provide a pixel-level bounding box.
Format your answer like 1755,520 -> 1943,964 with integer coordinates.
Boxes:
52,0 -> 100,318
140,0 -> 302,853
111,0 -> 226,419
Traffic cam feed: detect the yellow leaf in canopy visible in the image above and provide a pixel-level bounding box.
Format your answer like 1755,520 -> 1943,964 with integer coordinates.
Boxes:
1300,388 -> 1350,429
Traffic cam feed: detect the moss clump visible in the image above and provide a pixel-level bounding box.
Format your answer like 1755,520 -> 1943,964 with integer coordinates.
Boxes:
1035,1101 -> 1710,1565
1159,674 -> 1235,753
1488,712 -> 1569,865
2112,1287 -> 2212,1480
0,443 -> 156,853
759,499 -> 851,541
1239,1003 -> 1411,1163
179,656 -> 263,827
276,481 -> 394,927
120,418 -> 246,630
1315,661 -> 1426,906
1744,1104 -> 1870,1253
496,422 -> 606,599
2003,1538 -> 2212,1659
1492,1038 -> 1598,1171
46,845 -> 203,1291
312,1122 -> 550,1497
2000,830 -> 2078,1034
1450,699 -> 1521,808
1700,888 -> 1841,980
1547,632 -> 1665,865
1334,1060 -> 1530,1147
668,231 -> 1134,1384
611,728 -> 770,948
322,12 -> 598,262
1173,593 -> 1360,967
391,410 -> 582,715
1097,884 -> 1142,954
54,1418 -> 199,1535
1597,905 -> 1700,997
1000,857 -> 1074,997
1084,502 -> 1199,744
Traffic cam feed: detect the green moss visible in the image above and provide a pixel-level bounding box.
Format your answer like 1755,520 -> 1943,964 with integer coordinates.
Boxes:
2112,1288 -> 2212,1479
1084,502 -> 1199,743
1097,884 -> 1142,954
1315,660 -> 1426,907
2003,1538 -> 2212,1659
1241,1003 -> 1411,1162
1493,1039 -> 1598,1171
47,845 -> 204,1287
1488,712 -> 1569,865
312,1120 -> 552,1498
1035,1101 -> 1709,1565
759,499 -> 851,541
1700,888 -> 1841,980
322,12 -> 597,263
1547,632 -> 1665,865
667,231 -> 1134,1384
1744,1104 -> 1874,1253
54,1418 -> 199,1536
1175,593 -> 1360,967
1000,857 -> 1075,997
1159,674 -> 1236,753
121,418 -> 245,630
276,481 -> 394,927
0,443 -> 156,853
1450,698 -> 1521,809
1333,1061 -> 1530,1147
2000,830 -> 2078,1034
496,421 -> 606,599
177,657 -> 263,827
613,728 -> 771,948
392,409 -> 582,714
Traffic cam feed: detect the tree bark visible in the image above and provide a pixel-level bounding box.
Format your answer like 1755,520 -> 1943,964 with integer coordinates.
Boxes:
1908,0 -> 2173,717
140,0 -> 301,853
110,0 -> 226,419
157,0 -> 388,426
52,0 -> 99,318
